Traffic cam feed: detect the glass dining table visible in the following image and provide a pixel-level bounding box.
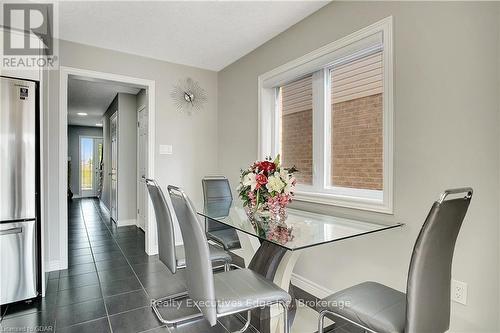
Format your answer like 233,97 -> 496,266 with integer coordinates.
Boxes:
198,200 -> 403,333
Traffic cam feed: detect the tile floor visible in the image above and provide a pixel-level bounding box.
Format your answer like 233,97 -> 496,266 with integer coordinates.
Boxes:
0,198 -> 358,333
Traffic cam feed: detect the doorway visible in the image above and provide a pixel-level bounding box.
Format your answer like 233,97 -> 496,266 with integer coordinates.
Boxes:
79,136 -> 103,198
60,66 -> 157,271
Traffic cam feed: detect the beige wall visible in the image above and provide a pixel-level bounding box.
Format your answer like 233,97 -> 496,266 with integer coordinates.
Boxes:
45,40 -> 219,268
217,2 -> 500,331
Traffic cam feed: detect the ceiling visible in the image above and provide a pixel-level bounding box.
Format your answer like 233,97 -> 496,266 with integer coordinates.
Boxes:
68,76 -> 141,127
58,1 -> 329,71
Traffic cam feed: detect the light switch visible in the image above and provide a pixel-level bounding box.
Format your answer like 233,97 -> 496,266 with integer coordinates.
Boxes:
159,145 -> 173,155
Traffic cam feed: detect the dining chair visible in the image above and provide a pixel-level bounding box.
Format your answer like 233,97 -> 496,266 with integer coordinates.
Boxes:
168,185 -> 291,333
145,179 -> 232,325
202,176 -> 241,251
317,188 -> 473,333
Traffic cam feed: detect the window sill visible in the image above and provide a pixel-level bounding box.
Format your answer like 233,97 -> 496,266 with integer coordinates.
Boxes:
293,190 -> 393,215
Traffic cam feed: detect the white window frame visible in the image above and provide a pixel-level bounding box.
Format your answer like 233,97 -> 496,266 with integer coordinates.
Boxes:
258,16 -> 393,214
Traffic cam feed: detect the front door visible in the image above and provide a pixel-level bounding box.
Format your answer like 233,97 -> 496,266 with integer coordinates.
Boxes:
80,136 -> 103,197
110,112 -> 118,221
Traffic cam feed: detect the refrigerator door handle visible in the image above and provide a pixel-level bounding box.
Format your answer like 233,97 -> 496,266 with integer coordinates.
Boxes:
0,227 -> 23,236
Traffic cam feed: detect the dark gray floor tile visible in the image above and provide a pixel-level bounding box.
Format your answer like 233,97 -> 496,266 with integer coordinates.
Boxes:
126,253 -> 159,265
168,316 -> 228,333
0,310 -> 55,331
69,254 -> 95,266
138,270 -> 182,289
60,263 -> 96,277
47,271 -> 60,280
98,266 -> 136,283
57,317 -> 111,333
92,244 -> 121,254
218,315 -> 258,333
93,250 -> 125,262
132,261 -> 168,276
109,306 -> 162,333
100,276 -> 143,297
90,239 -> 116,247
55,299 -> 106,328
58,272 -> 99,291
105,290 -> 150,315
57,285 -> 102,307
95,257 -> 130,271
45,279 -> 59,294
3,294 -> 57,319
68,242 -> 90,250
144,281 -> 187,300
68,248 -> 92,256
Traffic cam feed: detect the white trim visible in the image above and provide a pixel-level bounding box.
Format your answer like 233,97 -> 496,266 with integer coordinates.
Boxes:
116,218 -> 137,227
59,67 -> 158,271
258,16 -> 394,214
99,200 -> 110,214
291,273 -> 333,299
45,260 -> 62,272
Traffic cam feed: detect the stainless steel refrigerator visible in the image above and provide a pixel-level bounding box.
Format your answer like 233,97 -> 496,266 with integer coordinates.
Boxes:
0,76 -> 40,305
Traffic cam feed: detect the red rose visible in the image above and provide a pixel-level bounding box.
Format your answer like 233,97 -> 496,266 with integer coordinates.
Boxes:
257,161 -> 276,174
255,174 -> 268,186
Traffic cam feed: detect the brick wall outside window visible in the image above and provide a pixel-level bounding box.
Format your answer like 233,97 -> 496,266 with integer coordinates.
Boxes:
281,109 -> 313,184
331,93 -> 383,190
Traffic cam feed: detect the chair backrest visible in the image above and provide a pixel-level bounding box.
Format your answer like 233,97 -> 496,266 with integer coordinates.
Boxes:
168,185 -> 217,326
145,179 -> 177,274
406,188 -> 473,333
202,176 -> 233,232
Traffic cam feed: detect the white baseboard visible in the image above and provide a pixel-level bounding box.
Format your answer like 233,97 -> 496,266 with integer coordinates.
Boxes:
46,260 -> 61,272
117,218 -> 136,227
72,194 -> 81,199
291,273 -> 333,299
99,201 -> 110,214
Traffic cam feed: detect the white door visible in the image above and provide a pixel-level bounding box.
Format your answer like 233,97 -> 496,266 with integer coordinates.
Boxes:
137,106 -> 148,230
80,136 -> 103,197
110,112 -> 118,221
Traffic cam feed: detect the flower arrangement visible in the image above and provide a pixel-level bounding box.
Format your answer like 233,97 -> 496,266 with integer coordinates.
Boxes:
237,155 -> 297,242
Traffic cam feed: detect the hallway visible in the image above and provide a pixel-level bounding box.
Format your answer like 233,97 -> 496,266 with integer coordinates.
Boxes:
0,198 -> 255,333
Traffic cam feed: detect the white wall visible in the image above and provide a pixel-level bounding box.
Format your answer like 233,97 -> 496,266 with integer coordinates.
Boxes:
117,93 -> 138,223
217,2 -> 500,331
67,125 -> 103,197
44,40 -> 219,269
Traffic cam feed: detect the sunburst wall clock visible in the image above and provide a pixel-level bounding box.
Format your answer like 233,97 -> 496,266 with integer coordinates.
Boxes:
170,78 -> 208,114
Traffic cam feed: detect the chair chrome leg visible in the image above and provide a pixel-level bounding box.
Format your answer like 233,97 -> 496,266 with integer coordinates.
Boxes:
151,290 -> 203,326
280,301 -> 289,333
229,310 -> 252,333
317,309 -> 328,333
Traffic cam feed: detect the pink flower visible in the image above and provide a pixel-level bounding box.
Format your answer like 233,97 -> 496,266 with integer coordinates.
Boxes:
255,174 -> 268,190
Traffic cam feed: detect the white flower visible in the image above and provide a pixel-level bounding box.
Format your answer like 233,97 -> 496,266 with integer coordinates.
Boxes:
266,172 -> 285,193
242,173 -> 257,191
283,175 -> 296,195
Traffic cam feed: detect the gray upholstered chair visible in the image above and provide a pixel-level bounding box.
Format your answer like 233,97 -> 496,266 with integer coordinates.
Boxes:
145,179 -> 232,325
168,185 -> 291,333
317,188 -> 473,333
202,176 -> 241,251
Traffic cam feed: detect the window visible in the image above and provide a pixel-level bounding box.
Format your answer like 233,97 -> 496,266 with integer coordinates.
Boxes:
259,17 -> 393,213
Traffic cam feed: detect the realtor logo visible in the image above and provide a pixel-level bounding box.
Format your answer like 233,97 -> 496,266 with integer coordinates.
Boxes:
3,3 -> 53,55
1,2 -> 58,69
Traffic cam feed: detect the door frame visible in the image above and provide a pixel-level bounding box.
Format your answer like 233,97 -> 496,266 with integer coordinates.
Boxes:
136,105 -> 147,231
59,67 -> 157,269
109,111 -> 118,222
78,135 -> 103,198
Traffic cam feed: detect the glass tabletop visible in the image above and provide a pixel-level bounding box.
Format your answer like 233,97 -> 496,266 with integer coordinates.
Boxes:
199,200 -> 403,251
